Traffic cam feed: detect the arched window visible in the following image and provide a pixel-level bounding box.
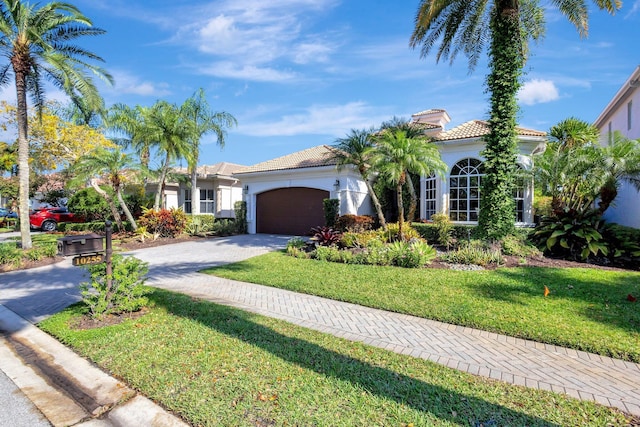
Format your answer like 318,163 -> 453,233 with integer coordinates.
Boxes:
424,174 -> 437,220
449,158 -> 484,222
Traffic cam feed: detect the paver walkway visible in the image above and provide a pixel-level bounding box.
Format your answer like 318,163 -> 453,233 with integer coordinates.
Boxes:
145,269 -> 640,418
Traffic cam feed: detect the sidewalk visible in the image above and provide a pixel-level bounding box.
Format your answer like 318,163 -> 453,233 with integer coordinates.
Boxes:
0,304 -> 189,427
146,269 -> 640,418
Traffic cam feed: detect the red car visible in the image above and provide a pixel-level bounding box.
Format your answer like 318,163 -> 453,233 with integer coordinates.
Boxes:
29,207 -> 84,232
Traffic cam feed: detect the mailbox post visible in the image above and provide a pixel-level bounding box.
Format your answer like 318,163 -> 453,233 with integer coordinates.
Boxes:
105,220 -> 113,291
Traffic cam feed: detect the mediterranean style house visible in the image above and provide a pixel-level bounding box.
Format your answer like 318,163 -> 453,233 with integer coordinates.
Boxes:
593,65 -> 640,229
234,109 -> 547,235
413,109 -> 546,225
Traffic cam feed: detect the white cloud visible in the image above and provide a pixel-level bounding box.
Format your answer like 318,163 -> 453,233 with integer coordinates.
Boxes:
237,102 -> 391,137
108,70 -> 171,97
518,79 -> 560,105
626,1 -> 640,18
200,62 -> 297,82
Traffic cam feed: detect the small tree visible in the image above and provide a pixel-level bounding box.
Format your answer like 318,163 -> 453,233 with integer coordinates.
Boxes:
80,254 -> 149,320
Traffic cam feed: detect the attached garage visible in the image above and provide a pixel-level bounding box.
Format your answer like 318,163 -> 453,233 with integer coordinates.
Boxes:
256,187 -> 329,235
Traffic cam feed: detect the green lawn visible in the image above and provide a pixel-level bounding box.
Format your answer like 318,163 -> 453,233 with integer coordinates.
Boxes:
40,289 -> 632,426
203,251 -> 640,362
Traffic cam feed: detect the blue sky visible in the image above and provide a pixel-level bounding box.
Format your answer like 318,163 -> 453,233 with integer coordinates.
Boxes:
4,0 -> 639,167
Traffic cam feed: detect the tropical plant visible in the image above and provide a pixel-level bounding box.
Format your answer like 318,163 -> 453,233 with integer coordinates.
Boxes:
138,207 -> 188,238
532,209 -> 608,261
370,129 -> 446,239
70,147 -> 140,231
379,117 -> 430,223
440,240 -> 504,267
596,132 -> 640,214
181,89 -> 237,214
0,0 -> 113,249
67,187 -> 111,222
106,103 -> 152,168
310,226 -> 342,247
549,117 -> 600,150
323,198 -> 339,227
430,213 -> 454,248
332,128 -> 387,229
80,254 -> 149,320
410,0 -> 619,240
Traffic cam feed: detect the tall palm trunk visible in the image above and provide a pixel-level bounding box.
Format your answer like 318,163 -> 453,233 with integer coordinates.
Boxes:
116,184 -> 137,231
154,152 -> 171,210
405,173 -> 418,223
90,178 -> 124,231
396,181 -> 405,241
190,167 -> 199,215
365,178 -> 386,230
478,4 -> 521,240
14,67 -> 32,249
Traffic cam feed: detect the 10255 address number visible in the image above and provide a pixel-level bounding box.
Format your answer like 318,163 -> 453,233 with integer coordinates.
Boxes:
72,254 -> 104,266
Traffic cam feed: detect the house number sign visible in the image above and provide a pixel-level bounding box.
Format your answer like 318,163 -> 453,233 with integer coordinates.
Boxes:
72,254 -> 105,266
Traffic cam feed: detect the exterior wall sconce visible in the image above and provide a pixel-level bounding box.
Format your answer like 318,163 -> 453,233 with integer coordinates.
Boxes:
333,179 -> 340,191
243,185 -> 249,195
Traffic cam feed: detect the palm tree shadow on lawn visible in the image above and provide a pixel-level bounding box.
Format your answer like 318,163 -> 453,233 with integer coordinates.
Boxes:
149,289 -> 561,426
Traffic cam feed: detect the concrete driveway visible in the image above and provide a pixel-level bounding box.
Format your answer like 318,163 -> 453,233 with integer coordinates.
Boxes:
0,234 -> 290,323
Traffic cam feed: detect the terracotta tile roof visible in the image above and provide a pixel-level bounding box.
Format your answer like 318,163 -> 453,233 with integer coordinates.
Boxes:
411,108 -> 447,117
235,145 -> 340,174
435,120 -> 546,141
174,162 -> 246,177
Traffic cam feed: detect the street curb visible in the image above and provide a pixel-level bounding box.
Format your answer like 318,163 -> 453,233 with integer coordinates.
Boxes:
0,304 -> 189,427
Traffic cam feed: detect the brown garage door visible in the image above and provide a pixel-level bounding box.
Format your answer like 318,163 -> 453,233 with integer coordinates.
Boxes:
257,187 -> 329,235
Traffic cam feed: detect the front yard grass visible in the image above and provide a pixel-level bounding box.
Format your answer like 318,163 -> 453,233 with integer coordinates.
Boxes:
40,288 -> 632,426
203,251 -> 640,362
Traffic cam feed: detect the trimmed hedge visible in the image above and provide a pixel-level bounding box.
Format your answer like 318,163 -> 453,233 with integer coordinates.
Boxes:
59,221 -> 133,233
412,222 -> 477,244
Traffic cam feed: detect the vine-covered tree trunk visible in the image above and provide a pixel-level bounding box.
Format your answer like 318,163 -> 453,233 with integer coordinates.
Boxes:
478,3 -> 522,240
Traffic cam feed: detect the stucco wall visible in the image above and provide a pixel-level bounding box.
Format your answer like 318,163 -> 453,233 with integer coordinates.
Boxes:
239,166 -> 372,234
596,76 -> 640,228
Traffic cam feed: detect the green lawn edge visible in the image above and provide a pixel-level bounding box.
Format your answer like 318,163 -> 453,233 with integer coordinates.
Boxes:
39,289 -> 632,426
203,251 -> 640,362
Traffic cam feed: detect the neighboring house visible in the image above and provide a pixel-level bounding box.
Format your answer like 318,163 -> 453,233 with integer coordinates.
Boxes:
155,162 -> 245,219
413,109 -> 547,225
234,145 -> 371,235
593,65 -> 640,229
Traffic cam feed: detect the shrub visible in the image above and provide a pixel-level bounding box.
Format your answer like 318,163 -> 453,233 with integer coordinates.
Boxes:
379,223 -> 421,242
501,234 -> 541,258
340,230 -> 384,249
0,242 -> 22,268
60,221 -> 131,233
186,215 -> 216,235
212,219 -> 237,236
532,209 -> 608,261
313,245 -> 343,262
440,240 -> 503,267
234,201 -> 247,234
67,187 -> 111,222
310,226 -> 342,247
80,254 -> 150,319
323,199 -> 340,227
431,213 -> 454,247
601,223 -> 640,269
138,208 -> 188,238
388,240 -> 436,268
335,214 -> 375,233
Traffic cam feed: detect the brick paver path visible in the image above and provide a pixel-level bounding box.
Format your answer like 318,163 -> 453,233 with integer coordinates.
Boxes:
143,268 -> 640,418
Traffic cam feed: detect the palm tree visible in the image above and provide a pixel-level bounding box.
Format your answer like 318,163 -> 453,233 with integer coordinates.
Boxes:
379,117 -> 430,223
181,89 -> 237,215
410,0 -> 619,240
70,147 -> 139,231
597,132 -> 640,215
144,100 -> 192,210
371,129 -> 446,239
549,117 -> 600,150
107,103 -> 153,169
0,0 -> 112,249
332,128 -> 387,229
